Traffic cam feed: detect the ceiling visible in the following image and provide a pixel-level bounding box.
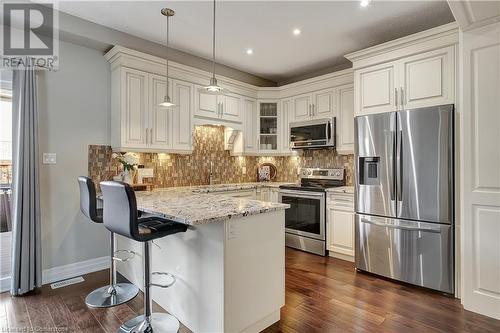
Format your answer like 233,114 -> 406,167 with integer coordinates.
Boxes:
55,1 -> 455,84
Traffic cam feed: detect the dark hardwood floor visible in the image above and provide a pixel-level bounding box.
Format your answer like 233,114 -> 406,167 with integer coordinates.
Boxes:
1,248 -> 500,332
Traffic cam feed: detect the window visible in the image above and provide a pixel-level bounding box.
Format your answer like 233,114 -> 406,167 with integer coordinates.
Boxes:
0,70 -> 12,284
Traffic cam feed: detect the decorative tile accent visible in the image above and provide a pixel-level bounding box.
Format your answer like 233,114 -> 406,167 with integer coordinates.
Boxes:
88,126 -> 354,189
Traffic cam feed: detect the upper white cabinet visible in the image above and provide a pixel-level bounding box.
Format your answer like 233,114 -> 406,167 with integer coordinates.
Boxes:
400,46 -> 455,110
172,80 -> 194,151
280,99 -> 292,154
355,62 -> 398,116
110,67 -> 193,153
292,89 -> 335,121
194,87 -> 242,124
258,101 -> 280,152
242,98 -> 258,153
118,68 -> 149,150
346,23 -> 458,117
337,84 -> 355,154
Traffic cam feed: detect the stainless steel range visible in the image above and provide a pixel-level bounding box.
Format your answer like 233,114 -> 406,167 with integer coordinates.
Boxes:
279,168 -> 345,256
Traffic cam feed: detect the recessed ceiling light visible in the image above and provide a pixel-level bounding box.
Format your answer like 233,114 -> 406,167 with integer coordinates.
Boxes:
360,0 -> 371,7
293,28 -> 301,36
246,48 -> 253,55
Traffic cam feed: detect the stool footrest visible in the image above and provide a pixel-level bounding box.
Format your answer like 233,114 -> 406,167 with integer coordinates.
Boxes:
113,249 -> 136,262
150,272 -> 176,288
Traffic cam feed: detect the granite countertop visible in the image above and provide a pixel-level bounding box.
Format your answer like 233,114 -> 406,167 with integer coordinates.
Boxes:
134,187 -> 290,226
325,186 -> 355,194
191,182 -> 297,193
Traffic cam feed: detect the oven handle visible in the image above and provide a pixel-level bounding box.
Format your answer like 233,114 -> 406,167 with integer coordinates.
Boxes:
279,189 -> 325,198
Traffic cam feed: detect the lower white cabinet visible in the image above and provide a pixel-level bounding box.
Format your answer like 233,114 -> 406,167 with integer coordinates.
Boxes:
269,188 -> 280,203
327,192 -> 355,261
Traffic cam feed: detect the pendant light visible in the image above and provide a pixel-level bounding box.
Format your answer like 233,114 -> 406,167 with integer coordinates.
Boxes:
159,8 -> 176,107
204,0 -> 223,94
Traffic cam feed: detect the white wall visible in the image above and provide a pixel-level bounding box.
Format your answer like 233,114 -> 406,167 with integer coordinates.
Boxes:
37,40 -> 110,271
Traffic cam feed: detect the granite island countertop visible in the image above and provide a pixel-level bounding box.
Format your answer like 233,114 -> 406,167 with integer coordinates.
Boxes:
116,182 -> 293,226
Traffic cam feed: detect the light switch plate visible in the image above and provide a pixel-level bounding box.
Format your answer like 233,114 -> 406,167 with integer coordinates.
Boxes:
43,153 -> 57,164
242,167 -> 247,175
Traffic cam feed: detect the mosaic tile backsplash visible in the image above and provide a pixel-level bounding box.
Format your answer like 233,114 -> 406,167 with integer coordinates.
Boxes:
88,126 -> 354,190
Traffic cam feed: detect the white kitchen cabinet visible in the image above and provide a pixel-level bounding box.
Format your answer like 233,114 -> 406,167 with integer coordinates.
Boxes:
292,89 -> 335,121
399,46 -> 455,110
355,62 -> 398,116
269,188 -> 280,203
110,68 -> 193,153
222,92 -> 242,123
194,88 -> 219,119
292,93 -> 312,121
194,87 -> 242,123
149,74 -> 172,150
337,84 -> 355,154
172,79 -> 194,151
353,46 -> 455,116
258,101 -> 280,153
243,98 -> 258,153
313,88 -> 335,118
327,192 -> 355,262
118,67 -> 149,149
280,99 -> 292,154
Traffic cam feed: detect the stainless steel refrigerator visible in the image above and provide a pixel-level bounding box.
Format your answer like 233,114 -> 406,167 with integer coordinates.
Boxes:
354,104 -> 454,294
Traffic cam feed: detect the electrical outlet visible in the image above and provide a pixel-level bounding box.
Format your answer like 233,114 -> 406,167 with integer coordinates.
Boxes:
43,153 -> 57,164
242,166 -> 247,175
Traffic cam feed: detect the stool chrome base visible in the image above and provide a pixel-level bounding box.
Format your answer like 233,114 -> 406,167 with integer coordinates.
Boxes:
85,283 -> 139,308
118,313 -> 180,333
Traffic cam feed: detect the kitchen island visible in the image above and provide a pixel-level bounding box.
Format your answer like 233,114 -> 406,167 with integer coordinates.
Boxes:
114,186 -> 289,333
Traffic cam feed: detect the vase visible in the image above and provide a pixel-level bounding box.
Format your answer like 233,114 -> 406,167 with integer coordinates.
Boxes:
123,170 -> 134,184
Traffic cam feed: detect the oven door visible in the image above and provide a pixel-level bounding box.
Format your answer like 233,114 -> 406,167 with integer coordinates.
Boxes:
279,189 -> 325,240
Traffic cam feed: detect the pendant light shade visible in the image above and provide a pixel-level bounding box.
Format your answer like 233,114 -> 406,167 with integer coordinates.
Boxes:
159,8 -> 176,108
204,0 -> 223,94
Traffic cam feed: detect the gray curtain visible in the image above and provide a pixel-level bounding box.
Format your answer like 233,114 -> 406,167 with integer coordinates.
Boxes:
10,65 -> 42,295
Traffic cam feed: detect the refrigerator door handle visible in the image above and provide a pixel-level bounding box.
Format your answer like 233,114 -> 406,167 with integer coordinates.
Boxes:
390,130 -> 396,202
397,130 -> 403,202
360,218 -> 442,233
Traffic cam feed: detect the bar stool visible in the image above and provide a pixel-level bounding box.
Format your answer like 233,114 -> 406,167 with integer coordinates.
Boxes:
77,176 -> 139,308
100,181 -> 188,333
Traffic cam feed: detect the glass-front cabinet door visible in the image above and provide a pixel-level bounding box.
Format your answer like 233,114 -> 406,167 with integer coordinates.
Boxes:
258,101 -> 279,152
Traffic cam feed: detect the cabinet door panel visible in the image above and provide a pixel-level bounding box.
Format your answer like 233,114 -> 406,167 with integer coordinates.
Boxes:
401,46 -> 454,109
173,80 -> 193,150
332,210 -> 355,256
292,94 -> 311,121
195,87 -> 219,119
122,68 -> 148,148
243,99 -> 257,152
149,75 -> 171,149
338,85 -> 354,153
314,89 -> 335,118
281,99 -> 291,153
356,63 -> 397,116
222,94 -> 242,123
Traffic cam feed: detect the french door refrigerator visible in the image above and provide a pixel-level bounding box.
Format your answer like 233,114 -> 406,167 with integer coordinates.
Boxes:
354,104 -> 454,294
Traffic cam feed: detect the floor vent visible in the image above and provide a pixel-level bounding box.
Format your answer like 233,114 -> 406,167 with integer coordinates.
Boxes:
50,276 -> 85,289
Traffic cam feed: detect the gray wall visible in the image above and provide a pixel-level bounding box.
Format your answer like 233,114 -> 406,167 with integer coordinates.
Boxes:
37,40 -> 110,270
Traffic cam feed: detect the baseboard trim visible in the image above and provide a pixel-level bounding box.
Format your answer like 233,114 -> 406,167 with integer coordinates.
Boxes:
42,256 -> 110,285
0,277 -> 11,293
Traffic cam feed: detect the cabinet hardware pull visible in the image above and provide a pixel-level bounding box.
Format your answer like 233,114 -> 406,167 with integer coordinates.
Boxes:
395,88 -> 398,108
145,128 -> 148,145
150,128 -> 153,144
400,87 -> 404,107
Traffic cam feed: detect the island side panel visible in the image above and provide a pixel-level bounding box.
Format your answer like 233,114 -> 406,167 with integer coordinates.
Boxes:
224,210 -> 286,333
116,222 -> 225,333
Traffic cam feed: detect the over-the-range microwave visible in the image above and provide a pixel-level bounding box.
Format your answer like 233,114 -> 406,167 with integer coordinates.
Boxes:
289,117 -> 336,149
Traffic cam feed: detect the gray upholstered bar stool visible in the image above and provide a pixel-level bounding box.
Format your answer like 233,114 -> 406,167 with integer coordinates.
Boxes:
77,176 -> 139,308
100,181 -> 188,333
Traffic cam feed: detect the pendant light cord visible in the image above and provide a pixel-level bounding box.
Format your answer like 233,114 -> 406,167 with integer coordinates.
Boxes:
212,0 -> 216,79
166,14 -> 170,89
